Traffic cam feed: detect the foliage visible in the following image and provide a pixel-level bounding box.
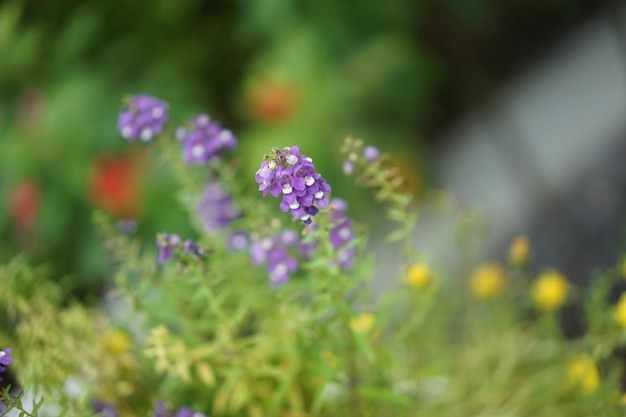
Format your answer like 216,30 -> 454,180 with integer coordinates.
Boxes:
2,96 -> 626,417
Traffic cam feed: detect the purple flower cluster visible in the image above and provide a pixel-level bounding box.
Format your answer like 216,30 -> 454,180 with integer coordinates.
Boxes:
95,400 -> 203,417
0,347 -> 13,382
244,199 -> 355,285
156,234 -> 201,264
176,114 -> 237,164
117,95 -> 169,142
151,400 -> 209,417
250,231 -> 300,286
197,181 -> 242,234
297,199 -> 355,269
328,199 -> 355,269
255,146 -> 331,224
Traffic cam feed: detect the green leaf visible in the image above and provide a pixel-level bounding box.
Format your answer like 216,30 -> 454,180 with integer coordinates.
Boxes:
385,228 -> 406,243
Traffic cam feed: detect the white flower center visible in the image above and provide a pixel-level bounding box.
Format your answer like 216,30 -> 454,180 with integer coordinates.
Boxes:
196,115 -> 210,126
339,227 -> 351,240
219,130 -> 233,143
286,154 -> 298,165
315,191 -> 324,199
192,144 -> 205,158
121,126 -> 132,138
140,127 -> 154,141
282,183 -> 293,194
305,176 -> 315,186
300,215 -> 310,222
273,263 -> 288,276
289,202 -> 300,210
304,157 -> 313,163
268,160 -> 277,170
151,107 -> 164,118
232,235 -> 247,248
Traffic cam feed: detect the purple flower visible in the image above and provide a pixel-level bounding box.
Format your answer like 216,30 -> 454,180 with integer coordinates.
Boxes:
228,231 -> 249,251
183,239 -> 201,256
151,402 -> 207,417
298,223 -> 319,260
342,161 -> 355,175
267,246 -> 298,286
249,237 -> 274,265
92,401 -> 118,417
153,401 -> 169,417
280,230 -> 299,246
116,219 -> 137,234
328,199 -> 355,269
0,347 -> 13,382
178,114 -> 237,164
117,95 -> 169,142
255,146 -> 331,224
175,407 -> 208,417
156,233 -> 181,264
363,146 -> 379,161
249,233 -> 299,286
197,182 -> 242,233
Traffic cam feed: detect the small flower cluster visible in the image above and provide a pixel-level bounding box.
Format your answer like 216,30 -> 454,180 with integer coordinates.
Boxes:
197,181 -> 242,234
249,231 -> 300,286
156,233 -> 202,265
92,400 -> 208,417
117,95 -> 169,142
341,138 -> 379,176
153,400 -> 208,417
340,137 -> 407,200
0,347 -> 13,382
176,114 -> 237,164
255,146 -> 331,224
328,199 -> 356,269
292,199 -> 356,270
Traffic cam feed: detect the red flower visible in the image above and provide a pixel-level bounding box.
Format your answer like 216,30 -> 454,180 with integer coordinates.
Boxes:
89,153 -> 142,218
9,179 -> 41,229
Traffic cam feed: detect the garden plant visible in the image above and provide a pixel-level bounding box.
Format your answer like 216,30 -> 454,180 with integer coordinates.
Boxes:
2,94 -> 626,417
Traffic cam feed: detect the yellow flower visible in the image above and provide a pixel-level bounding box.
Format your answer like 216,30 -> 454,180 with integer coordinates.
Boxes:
509,234 -> 530,267
532,270 -> 568,311
470,262 -> 505,300
405,262 -> 433,289
105,329 -> 132,354
350,313 -> 375,334
568,355 -> 599,394
614,293 -> 626,328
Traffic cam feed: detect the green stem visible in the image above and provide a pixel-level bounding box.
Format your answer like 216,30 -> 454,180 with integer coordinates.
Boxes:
0,390 -> 38,417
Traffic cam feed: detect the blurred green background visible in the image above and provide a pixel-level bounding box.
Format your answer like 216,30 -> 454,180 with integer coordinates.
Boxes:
0,0 -> 594,297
